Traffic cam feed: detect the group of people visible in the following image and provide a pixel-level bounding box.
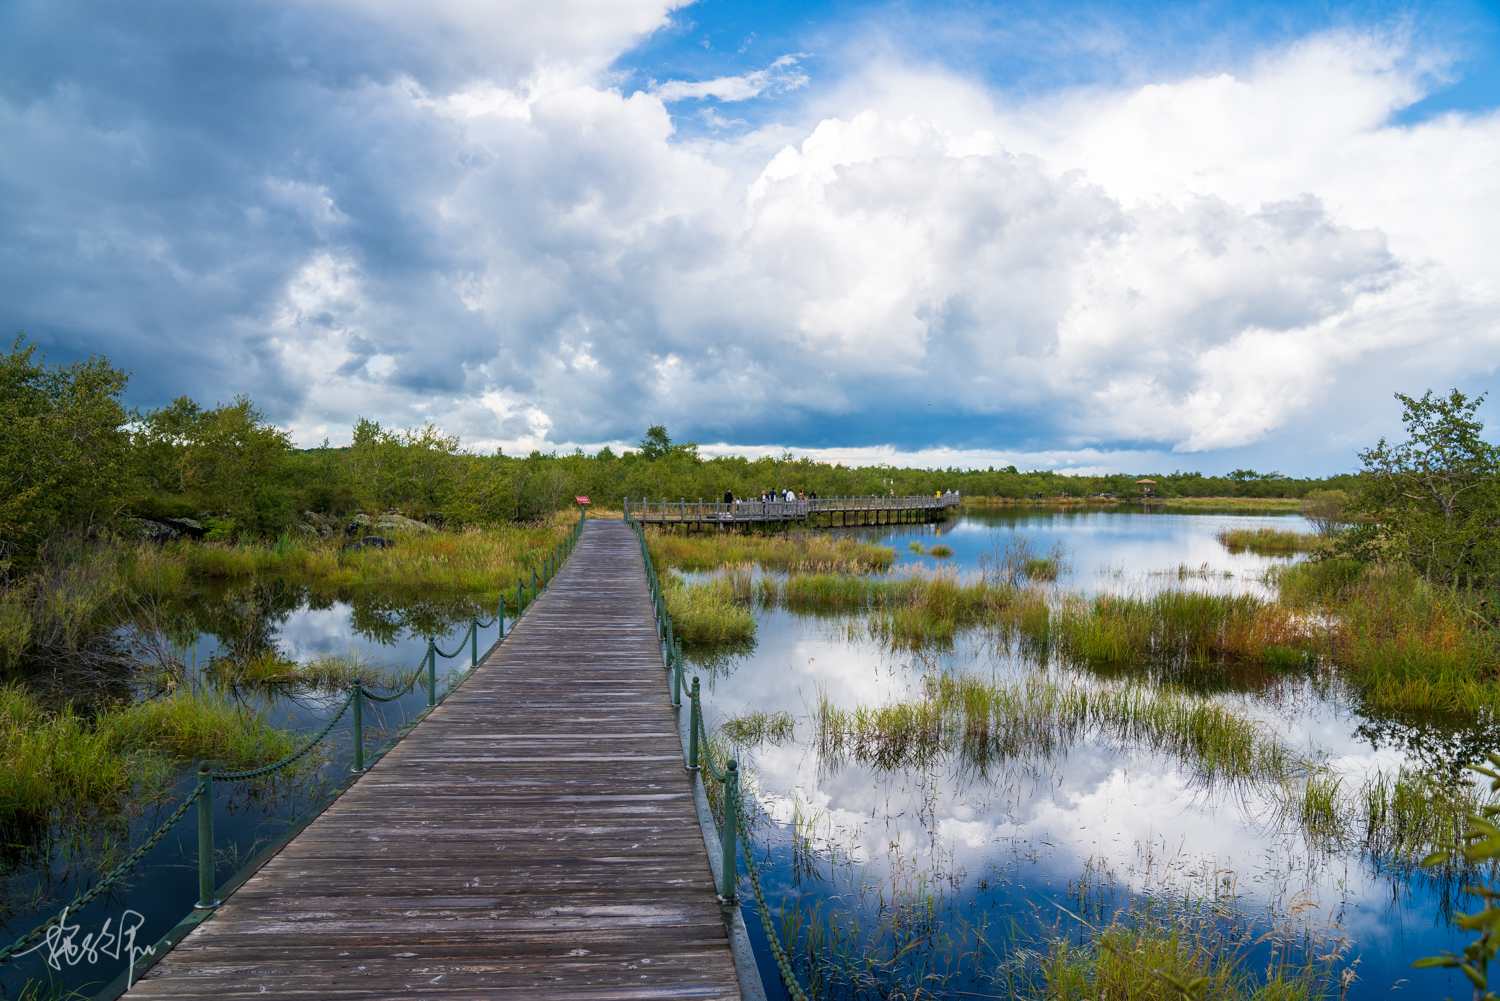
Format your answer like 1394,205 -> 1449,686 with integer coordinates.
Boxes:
721,488 -> 818,504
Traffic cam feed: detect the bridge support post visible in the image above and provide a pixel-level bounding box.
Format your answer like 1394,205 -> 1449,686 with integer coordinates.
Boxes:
688,677 -> 701,770
426,639 -> 436,707
351,677 -> 365,773
471,617 -> 479,667
195,762 -> 218,909
719,761 -> 739,904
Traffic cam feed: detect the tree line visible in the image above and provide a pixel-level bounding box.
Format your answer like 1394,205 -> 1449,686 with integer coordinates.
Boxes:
8,337 -> 1496,591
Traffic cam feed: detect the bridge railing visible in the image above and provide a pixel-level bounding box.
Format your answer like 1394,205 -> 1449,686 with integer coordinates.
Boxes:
0,510 -> 588,991
625,508 -> 810,1001
625,491 -> 961,522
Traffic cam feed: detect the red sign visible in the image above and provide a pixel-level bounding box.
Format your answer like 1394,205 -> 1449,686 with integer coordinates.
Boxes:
575,496 -> 591,505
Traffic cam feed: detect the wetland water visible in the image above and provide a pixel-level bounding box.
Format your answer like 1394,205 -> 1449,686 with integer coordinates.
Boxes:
0,592 -> 498,998
693,508 -> 1480,999
2,509 -> 1477,998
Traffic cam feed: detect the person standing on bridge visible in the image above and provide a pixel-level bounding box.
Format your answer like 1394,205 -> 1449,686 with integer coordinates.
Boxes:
724,488 -> 733,507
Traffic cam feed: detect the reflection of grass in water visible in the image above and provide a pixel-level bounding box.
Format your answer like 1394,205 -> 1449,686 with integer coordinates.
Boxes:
647,529 -> 895,573
203,648 -> 408,691
813,674 -> 1494,866
721,709 -> 795,745
1216,526 -> 1321,555
769,822 -> 1352,1000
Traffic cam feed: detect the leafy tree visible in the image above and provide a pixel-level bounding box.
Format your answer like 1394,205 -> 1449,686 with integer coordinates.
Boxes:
0,336 -> 132,567
1340,390 -> 1500,589
135,395 -> 293,533
638,425 -> 673,460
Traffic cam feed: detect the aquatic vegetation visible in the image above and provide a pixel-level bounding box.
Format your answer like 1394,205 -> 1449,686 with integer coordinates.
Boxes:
163,518 -> 571,593
1038,904 -> 1339,1000
0,684 -> 296,821
1216,527 -> 1322,555
979,534 -> 1071,587
662,571 -> 757,644
814,673 -> 1495,864
929,544 -> 954,558
1273,561 -> 1500,713
646,529 -> 895,573
1050,591 -> 1312,669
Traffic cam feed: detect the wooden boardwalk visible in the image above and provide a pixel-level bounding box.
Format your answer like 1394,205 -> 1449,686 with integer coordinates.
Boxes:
130,519 -> 746,1000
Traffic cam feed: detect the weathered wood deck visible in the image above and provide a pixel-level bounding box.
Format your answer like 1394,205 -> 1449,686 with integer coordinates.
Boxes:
129,519 -> 745,1000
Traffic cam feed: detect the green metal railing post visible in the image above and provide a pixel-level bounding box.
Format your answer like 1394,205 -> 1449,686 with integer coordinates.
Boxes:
498,598 -> 505,638
672,639 -> 683,707
688,677 -> 700,770
531,570 -> 538,602
426,639 -> 437,707
471,617 -> 479,667
351,677 -> 365,773
665,614 -> 674,663
720,760 -> 739,903
518,578 -> 525,616
195,762 -> 217,909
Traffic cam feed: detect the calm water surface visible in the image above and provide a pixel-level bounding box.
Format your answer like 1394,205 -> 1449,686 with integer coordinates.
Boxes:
694,510 -> 1476,999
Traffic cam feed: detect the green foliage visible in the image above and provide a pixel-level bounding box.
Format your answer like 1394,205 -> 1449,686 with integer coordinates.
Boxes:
135,395 -> 294,535
1416,752 -> 1500,1000
1341,389 -> 1500,589
0,336 -> 132,566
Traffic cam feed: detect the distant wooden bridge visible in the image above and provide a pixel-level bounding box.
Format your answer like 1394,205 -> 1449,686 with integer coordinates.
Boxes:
125,520 -> 757,1000
625,492 -> 961,528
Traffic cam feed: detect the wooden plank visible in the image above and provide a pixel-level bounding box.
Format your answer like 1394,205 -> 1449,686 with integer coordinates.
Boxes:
128,520 -> 745,1000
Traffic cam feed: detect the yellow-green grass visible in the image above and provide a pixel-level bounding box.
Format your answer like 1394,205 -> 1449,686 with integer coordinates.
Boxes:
646,530 -> 894,573
1039,906 -> 1335,1000
1271,560 -> 1500,714
124,512 -> 575,593
1216,527 -> 1322,555
662,571 -> 757,644
0,685 -> 296,821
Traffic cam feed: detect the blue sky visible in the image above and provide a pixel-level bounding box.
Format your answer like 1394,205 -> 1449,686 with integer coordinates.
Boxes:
2,0 -> 1498,475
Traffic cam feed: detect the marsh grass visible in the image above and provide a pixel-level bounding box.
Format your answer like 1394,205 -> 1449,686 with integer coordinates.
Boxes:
662,570 -> 757,644
1273,560 -> 1500,713
929,544 -> 954,558
0,684 -> 296,821
1039,902 -> 1337,1000
646,529 -> 894,573
157,518 -> 570,592
1051,591 -> 1311,669
1216,527 -> 1322,555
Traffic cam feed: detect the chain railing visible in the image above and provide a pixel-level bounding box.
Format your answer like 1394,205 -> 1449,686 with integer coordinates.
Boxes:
0,508 -> 588,989
626,508 -> 808,1001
